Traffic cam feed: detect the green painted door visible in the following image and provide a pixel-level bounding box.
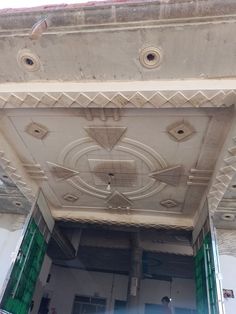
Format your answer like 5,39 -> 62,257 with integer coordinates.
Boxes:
195,233 -> 219,314
1,218 -> 47,314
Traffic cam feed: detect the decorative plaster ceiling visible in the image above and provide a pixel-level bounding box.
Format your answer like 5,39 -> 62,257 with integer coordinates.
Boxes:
0,106 -> 231,229
0,1 -> 236,231
0,165 -> 31,215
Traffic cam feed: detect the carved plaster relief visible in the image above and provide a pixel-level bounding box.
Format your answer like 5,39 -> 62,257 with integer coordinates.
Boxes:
63,193 -> 79,202
55,134 -> 169,201
149,165 -> 183,186
84,126 -> 127,150
88,159 -> 137,187
167,121 -> 195,142
0,89 -> 235,109
106,191 -> 132,209
23,163 -> 48,181
25,122 -> 49,139
187,169 -> 212,187
208,134 -> 236,214
160,199 -> 179,208
47,162 -> 79,181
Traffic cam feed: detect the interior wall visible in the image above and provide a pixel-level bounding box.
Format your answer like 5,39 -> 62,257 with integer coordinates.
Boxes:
43,265 -> 196,314
219,255 -> 236,314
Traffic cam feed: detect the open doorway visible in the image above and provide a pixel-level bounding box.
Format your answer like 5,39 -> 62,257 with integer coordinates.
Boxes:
32,224 -> 197,314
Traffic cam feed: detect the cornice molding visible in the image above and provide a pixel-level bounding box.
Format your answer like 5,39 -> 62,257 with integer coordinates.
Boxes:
0,80 -> 235,109
208,115 -> 236,214
0,132 -> 37,202
51,208 -> 193,230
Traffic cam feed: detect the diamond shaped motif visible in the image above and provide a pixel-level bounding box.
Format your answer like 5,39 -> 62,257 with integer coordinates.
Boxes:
6,94 -> 23,107
168,92 -> 188,107
167,121 -> 195,142
63,193 -> 79,202
39,93 -> 57,107
129,92 -> 148,107
223,91 -> 236,107
56,93 -> 74,107
76,94 -> 92,107
23,94 -> 40,107
25,122 -> 48,139
148,93 -> 167,107
111,93 -> 129,107
92,93 -> 110,107
221,213 -> 235,221
209,92 -> 225,106
0,97 -> 6,108
189,92 -> 208,107
160,199 -> 178,208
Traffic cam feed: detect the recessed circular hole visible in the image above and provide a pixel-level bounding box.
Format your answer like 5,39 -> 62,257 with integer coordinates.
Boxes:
232,184 -> 236,188
146,53 -> 155,62
177,129 -> 184,134
25,57 -> 34,66
108,173 -> 114,177
2,175 -> 8,179
17,49 -> 41,72
222,213 -> 235,221
34,129 -> 40,133
14,201 -> 22,207
139,47 -> 161,69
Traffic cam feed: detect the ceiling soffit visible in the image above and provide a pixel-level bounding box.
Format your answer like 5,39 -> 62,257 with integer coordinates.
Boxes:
207,113 -> 236,231
0,106 -> 231,229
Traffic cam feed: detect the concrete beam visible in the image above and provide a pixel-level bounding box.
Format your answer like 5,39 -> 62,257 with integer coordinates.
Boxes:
0,80 -> 235,109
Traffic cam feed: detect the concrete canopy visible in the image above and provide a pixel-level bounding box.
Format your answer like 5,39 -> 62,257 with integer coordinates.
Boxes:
0,0 -> 236,231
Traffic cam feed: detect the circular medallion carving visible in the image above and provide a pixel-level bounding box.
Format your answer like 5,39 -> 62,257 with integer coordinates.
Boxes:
57,137 -> 168,200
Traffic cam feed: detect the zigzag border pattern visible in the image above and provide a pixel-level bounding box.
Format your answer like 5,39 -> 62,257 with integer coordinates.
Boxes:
0,90 -> 235,108
53,214 -> 192,230
0,150 -> 35,202
208,137 -> 236,214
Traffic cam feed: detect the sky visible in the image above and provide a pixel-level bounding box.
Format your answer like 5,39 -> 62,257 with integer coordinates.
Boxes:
0,0 -> 104,9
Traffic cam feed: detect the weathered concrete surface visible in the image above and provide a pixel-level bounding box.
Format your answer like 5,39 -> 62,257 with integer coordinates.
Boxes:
0,0 -> 236,30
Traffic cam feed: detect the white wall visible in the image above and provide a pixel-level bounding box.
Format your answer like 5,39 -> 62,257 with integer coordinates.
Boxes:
0,214 -> 24,300
220,255 -> 236,314
45,266 -> 196,314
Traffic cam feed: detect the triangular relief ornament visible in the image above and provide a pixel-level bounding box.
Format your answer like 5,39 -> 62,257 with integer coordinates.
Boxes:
149,165 -> 183,186
84,126 -> 127,151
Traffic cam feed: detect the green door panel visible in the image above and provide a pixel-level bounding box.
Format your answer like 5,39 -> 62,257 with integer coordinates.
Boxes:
1,219 -> 46,314
195,233 -> 219,314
